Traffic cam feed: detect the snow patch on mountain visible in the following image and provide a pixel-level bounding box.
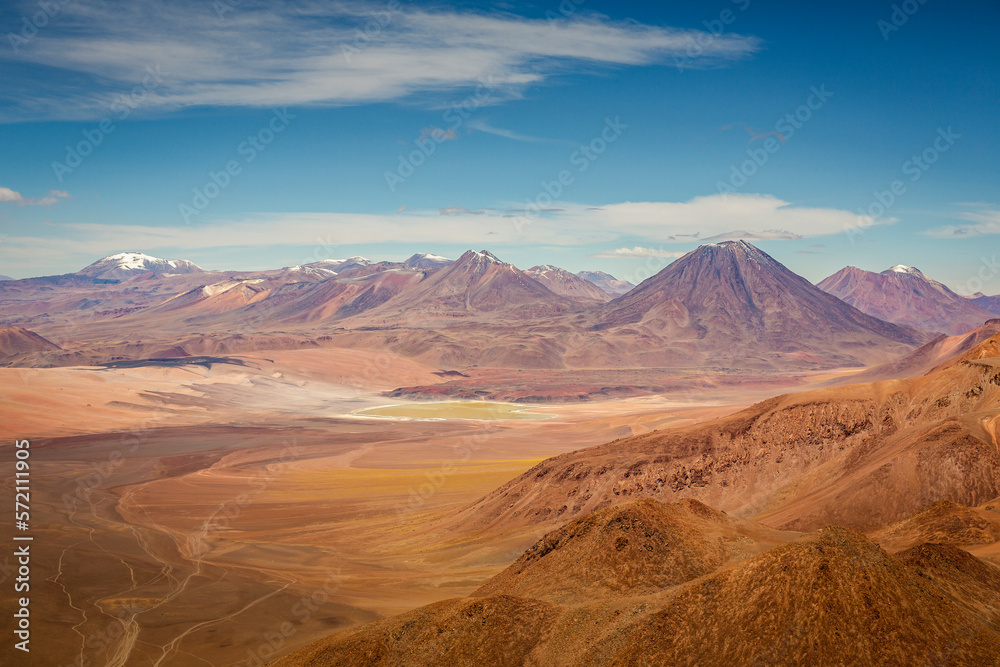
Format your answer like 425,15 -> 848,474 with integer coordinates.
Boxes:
77,252 -> 204,280
885,265 -> 923,275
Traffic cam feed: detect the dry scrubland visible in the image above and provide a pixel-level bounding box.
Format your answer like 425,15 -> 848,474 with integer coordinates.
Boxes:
2,244 -> 999,664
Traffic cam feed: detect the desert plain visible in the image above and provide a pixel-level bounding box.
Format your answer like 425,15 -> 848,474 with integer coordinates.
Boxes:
2,346 -> 823,666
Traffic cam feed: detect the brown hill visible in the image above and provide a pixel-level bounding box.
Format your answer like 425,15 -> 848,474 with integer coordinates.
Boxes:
454,334 -> 1000,536
0,326 -> 61,359
131,278 -> 271,318
471,498 -> 786,604
276,504 -> 1000,667
871,500 -> 1000,552
586,526 -> 1000,667
818,265 -> 995,335
895,542 -> 1000,632
109,269 -> 429,331
831,318 -> 1000,384
589,241 -> 930,370
235,269 -> 427,325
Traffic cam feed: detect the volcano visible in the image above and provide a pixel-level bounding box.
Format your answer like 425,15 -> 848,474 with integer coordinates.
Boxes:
818,264 -> 995,335
588,240 -> 929,369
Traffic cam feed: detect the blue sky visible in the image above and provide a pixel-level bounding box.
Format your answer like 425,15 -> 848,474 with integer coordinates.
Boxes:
0,0 -> 997,293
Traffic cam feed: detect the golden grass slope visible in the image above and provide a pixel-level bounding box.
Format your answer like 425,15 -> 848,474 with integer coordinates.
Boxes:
470,498 -> 788,604
276,499 -> 1000,667
454,334 -> 1000,536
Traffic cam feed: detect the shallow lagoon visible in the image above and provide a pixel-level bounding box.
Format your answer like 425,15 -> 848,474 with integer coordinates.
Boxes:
355,401 -> 553,421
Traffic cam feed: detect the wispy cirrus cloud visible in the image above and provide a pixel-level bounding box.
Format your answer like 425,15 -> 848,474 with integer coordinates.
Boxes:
0,186 -> 70,206
466,119 -> 569,144
532,194 -> 865,241
0,0 -> 762,122
923,206 -> 1000,238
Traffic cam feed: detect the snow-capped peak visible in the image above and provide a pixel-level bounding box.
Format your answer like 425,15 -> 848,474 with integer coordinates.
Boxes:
403,253 -> 453,269
577,270 -> 616,280
474,249 -> 502,262
704,239 -> 768,262
77,252 -> 204,280
528,264 -> 558,275
885,265 -> 924,276
310,256 -> 371,266
460,249 -> 504,265
105,251 -> 158,266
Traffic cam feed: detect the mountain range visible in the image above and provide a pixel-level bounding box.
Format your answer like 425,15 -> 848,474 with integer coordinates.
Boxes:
4,241 -> 997,373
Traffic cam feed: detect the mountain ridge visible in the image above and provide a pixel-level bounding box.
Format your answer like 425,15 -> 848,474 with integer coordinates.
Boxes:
818,264 -> 995,335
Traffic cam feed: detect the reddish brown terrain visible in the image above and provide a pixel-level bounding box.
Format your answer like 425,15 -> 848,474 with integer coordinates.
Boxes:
454,334 -> 1000,535
871,500 -> 1000,551
831,318 -> 1000,384
270,331 -> 1000,665
3,243 -> 999,665
0,325 -> 61,362
278,499 -> 1000,667
819,264 -> 996,335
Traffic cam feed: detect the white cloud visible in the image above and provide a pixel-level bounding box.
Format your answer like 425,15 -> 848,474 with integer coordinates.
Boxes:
0,193 -> 870,276
923,208 -> 1000,238
0,187 -> 70,206
703,229 -> 802,242
591,247 -> 687,259
517,194 -> 871,242
439,207 -> 486,216
0,0 -> 761,121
